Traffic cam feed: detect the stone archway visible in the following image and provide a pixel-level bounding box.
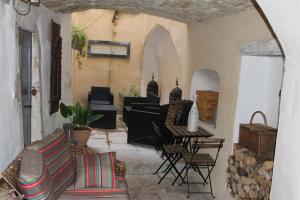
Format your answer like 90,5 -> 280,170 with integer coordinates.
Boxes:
5,0 -> 300,198
141,25 -> 182,104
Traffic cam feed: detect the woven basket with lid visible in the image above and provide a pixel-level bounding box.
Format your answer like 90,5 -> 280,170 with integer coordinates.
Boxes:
239,111 -> 277,154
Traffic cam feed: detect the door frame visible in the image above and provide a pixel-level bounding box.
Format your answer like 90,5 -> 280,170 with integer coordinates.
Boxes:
17,24 -> 44,144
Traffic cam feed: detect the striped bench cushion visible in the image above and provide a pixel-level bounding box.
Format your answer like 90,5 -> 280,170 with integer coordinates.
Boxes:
75,152 -> 117,189
58,178 -> 129,200
27,129 -> 76,198
17,149 -> 55,200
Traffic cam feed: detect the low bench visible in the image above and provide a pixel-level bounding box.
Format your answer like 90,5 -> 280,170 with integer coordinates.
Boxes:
90,104 -> 117,129
0,130 -> 129,200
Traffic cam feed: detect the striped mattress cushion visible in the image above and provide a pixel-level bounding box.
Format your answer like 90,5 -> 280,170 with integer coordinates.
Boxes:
17,149 -> 55,200
58,178 -> 129,200
27,129 -> 76,198
75,152 -> 117,189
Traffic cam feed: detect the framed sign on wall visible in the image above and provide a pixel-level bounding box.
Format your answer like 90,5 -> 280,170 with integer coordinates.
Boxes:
88,40 -> 131,58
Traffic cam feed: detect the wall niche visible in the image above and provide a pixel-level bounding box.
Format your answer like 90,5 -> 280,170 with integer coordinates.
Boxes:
190,69 -> 220,127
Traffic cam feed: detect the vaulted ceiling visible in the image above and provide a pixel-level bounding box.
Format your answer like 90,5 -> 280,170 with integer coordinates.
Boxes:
41,0 -> 254,23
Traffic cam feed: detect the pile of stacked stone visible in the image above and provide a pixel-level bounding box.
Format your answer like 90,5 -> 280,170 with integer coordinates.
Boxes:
227,144 -> 274,200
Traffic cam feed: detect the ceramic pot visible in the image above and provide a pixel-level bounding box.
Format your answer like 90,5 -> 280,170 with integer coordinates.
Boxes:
72,128 -> 91,146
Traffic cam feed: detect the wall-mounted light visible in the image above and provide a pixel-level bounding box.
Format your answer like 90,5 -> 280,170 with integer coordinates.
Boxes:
13,0 -> 40,16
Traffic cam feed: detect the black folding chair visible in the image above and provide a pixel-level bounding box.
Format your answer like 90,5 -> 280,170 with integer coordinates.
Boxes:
152,122 -> 188,184
173,138 -> 225,198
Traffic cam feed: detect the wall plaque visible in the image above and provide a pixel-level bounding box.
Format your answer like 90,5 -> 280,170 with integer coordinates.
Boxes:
88,40 -> 130,58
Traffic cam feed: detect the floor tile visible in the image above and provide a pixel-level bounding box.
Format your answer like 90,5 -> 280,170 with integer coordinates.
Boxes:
89,134 -> 107,139
109,143 -> 138,151
108,132 -> 128,138
109,137 -> 127,144
135,145 -> 155,153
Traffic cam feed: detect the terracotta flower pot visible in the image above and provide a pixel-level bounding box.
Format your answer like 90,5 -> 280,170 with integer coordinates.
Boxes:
72,128 -> 91,146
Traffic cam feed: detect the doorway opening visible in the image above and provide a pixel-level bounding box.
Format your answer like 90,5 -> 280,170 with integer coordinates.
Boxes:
141,25 -> 183,104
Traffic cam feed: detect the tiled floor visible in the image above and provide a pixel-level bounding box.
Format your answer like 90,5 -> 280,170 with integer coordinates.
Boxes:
87,115 -> 212,200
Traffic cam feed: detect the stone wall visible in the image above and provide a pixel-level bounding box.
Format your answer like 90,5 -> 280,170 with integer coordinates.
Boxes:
227,144 -> 274,200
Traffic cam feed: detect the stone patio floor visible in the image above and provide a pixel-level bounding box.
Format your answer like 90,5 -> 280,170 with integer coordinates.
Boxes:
87,115 -> 212,200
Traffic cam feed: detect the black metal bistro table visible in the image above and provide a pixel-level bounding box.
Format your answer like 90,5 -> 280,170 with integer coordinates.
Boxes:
157,123 -> 214,184
166,124 -> 214,151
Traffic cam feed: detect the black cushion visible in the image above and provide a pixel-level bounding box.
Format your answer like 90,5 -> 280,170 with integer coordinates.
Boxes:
90,104 -> 117,112
91,87 -> 110,101
90,100 -> 111,105
131,103 -> 160,111
123,96 -> 149,107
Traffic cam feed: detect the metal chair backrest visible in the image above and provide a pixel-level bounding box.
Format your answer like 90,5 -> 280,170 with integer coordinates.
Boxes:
165,100 -> 178,126
152,122 -> 165,153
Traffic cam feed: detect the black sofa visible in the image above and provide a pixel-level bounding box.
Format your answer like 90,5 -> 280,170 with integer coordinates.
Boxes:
124,98 -> 192,147
88,86 -> 114,105
123,96 -> 160,126
126,104 -> 169,146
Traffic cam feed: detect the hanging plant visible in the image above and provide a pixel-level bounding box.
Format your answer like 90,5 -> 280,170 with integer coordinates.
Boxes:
72,26 -> 88,68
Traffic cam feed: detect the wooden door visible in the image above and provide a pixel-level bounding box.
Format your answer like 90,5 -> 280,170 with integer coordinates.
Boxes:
19,28 -> 32,146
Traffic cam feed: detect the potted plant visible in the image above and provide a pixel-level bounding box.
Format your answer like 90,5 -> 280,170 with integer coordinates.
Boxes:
72,26 -> 88,69
60,102 -> 102,146
119,85 -> 140,106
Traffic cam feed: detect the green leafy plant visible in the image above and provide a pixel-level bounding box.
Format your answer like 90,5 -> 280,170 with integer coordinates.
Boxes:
128,85 -> 140,97
60,102 -> 102,130
72,26 -> 88,68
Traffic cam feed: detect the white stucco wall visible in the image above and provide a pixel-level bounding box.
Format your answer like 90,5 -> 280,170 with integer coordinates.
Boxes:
188,8 -> 275,199
255,1 -> 300,199
0,1 -> 72,172
0,0 -> 24,172
233,56 -> 284,144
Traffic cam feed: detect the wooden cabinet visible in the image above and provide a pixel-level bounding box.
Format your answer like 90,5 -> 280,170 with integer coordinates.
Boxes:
196,90 -> 219,123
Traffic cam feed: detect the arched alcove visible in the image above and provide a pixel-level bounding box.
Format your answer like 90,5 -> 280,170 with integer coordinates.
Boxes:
141,25 -> 182,104
190,69 -> 220,126
190,69 -> 220,97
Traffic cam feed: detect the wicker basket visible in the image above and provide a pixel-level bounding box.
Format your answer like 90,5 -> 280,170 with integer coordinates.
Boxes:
239,111 -> 277,154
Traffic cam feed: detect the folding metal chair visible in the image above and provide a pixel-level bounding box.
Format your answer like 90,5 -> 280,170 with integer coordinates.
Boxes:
152,122 -> 188,184
173,137 -> 225,198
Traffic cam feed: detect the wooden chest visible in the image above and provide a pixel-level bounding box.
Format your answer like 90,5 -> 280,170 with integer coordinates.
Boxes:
196,90 -> 219,123
239,111 -> 277,154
